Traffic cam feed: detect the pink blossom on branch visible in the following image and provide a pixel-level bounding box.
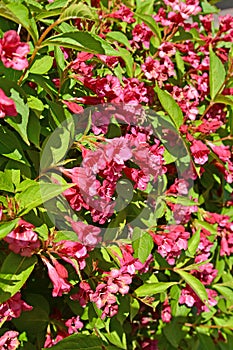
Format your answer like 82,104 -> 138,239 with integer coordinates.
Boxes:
0,30 -> 30,70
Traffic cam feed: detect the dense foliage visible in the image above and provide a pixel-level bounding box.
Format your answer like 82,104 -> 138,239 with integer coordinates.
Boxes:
0,0 -> 233,349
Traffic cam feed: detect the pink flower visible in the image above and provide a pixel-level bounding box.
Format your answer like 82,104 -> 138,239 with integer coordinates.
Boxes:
65,316 -> 83,334
63,100 -> 83,114
161,300 -> 172,323
4,219 -> 40,256
0,292 -> 32,323
0,30 -> 30,70
132,23 -> 153,49
0,89 -> 17,118
68,219 -> 102,246
151,225 -> 190,265
109,5 -> 135,23
0,331 -> 19,350
53,239 -> 88,271
41,256 -> 72,297
190,140 -> 209,165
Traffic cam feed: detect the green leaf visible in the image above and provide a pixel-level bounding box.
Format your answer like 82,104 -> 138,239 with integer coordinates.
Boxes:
132,229 -> 154,263
30,56 -> 54,75
134,13 -> 161,42
0,125 -> 30,165
106,31 -> 131,48
214,95 -> 233,107
0,170 -> 14,192
175,269 -> 208,304
201,0 -> 219,14
16,182 -> 73,216
209,48 -> 226,100
187,230 -> 200,257
163,318 -> 186,348
42,31 -> 120,56
0,219 -> 19,240
41,334 -> 107,350
213,285 -> 233,304
40,117 -> 75,168
155,85 -> 183,129
0,2 -> 38,43
27,96 -> 44,112
59,3 -> 97,22
117,47 -> 133,77
135,282 -> 178,297
5,89 -> 30,145
0,253 -> 37,303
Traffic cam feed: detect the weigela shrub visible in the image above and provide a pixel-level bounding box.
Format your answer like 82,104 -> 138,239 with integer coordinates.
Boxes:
0,0 -> 233,349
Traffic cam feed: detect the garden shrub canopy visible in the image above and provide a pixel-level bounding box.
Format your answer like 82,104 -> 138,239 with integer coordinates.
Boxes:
0,0 -> 233,349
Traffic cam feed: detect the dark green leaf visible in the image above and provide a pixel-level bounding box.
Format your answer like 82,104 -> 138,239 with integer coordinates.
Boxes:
42,334 -> 107,350
209,48 -> 226,100
0,253 -> 37,303
5,89 -> 30,145
0,125 -> 30,165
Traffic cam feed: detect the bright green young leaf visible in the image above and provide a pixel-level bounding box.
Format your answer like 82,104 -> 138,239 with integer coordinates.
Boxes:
41,334 -> 108,350
134,13 -> 161,42
42,31 -> 120,56
175,269 -> 208,304
201,0 -> 219,14
132,229 -> 154,263
0,253 -> 37,303
5,89 -> 30,145
16,182 -> 73,216
30,56 -> 54,75
0,219 -> 19,240
209,48 -> 226,100
135,282 -> 178,297
106,31 -> 131,49
187,230 -> 200,257
155,85 -> 184,129
0,170 -> 15,192
0,2 -> 38,43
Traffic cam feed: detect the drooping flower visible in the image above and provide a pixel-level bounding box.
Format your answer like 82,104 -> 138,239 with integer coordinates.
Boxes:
0,30 -> 30,70
41,256 -> 72,297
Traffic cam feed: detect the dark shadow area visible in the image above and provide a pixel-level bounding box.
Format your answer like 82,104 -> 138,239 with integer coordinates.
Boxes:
216,0 -> 233,9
